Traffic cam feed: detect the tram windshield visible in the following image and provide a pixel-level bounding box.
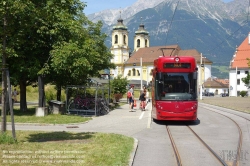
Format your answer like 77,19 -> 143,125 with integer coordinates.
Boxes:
155,73 -> 197,101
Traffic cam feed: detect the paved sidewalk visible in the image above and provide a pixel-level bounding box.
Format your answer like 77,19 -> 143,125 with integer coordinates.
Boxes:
4,102 -> 152,166
7,103 -> 150,135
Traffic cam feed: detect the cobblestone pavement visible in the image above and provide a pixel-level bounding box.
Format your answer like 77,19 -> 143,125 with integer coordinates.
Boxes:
199,96 -> 250,113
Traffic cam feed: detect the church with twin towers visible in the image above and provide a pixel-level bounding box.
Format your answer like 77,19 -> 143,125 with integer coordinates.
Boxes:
109,16 -> 211,87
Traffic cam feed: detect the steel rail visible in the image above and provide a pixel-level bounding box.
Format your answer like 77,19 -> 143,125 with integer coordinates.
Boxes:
201,103 -> 250,122
186,125 -> 228,166
166,126 -> 182,166
202,107 -> 243,166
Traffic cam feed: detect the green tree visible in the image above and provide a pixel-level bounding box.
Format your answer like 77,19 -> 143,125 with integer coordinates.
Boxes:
1,0 -> 115,112
0,0 -> 32,132
111,75 -> 129,101
241,73 -> 250,88
46,21 -> 115,100
242,58 -> 250,89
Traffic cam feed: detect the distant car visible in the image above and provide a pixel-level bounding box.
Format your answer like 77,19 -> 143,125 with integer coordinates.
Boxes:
220,93 -> 229,97
204,92 -> 214,96
209,92 -> 214,96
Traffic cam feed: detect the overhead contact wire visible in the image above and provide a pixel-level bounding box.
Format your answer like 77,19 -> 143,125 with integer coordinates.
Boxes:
165,0 -> 180,45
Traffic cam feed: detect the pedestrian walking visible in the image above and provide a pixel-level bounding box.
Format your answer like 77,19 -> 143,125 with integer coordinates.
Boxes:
139,90 -> 146,111
12,88 -> 19,103
127,85 -> 135,111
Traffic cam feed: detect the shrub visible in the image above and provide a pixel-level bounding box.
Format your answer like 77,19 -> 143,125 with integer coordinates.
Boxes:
45,90 -> 56,103
113,93 -> 123,102
26,86 -> 38,93
240,91 -> 247,97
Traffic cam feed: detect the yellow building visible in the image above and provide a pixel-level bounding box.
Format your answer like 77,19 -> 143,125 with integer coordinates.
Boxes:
110,18 -> 130,76
110,17 -> 212,89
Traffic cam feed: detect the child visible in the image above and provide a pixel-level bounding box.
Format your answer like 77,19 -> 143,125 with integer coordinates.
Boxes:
139,90 -> 146,111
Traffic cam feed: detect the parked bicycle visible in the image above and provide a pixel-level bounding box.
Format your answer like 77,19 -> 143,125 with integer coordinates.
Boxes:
68,95 -> 95,110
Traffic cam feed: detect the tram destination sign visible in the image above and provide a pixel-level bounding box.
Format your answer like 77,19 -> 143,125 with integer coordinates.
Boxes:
163,63 -> 191,69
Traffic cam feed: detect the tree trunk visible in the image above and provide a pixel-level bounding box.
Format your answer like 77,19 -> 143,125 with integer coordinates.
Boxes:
38,75 -> 45,107
56,85 -> 61,101
1,11 -> 7,133
19,80 -> 27,111
1,68 -> 7,132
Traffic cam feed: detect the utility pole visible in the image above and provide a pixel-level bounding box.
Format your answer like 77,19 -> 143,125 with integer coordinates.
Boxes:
199,54 -> 206,100
7,70 -> 16,140
199,53 -> 203,100
140,57 -> 142,90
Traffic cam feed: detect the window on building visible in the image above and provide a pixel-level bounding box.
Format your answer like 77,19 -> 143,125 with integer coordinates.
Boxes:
237,71 -> 240,74
137,39 -> 140,47
245,71 -> 249,74
145,39 -> 148,47
123,35 -> 126,44
137,70 -> 140,76
237,79 -> 240,85
115,35 -> 118,44
132,68 -> 136,76
127,70 -> 131,76
150,69 -> 153,76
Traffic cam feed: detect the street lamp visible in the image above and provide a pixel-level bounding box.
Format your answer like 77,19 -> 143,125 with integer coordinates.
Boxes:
199,53 -> 206,100
140,57 -> 142,90
135,58 -> 143,90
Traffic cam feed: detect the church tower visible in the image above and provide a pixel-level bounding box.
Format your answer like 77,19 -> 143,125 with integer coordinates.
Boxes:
134,23 -> 149,52
110,17 -> 130,77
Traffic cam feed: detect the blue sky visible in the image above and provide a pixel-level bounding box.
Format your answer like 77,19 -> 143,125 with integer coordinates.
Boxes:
83,0 -> 234,15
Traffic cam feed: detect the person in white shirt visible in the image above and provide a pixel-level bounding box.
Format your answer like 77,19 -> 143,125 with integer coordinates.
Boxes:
128,85 -> 134,111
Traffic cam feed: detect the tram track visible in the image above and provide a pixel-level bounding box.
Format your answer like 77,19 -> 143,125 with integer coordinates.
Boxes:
166,124 -> 228,166
200,103 -> 250,166
200,103 -> 250,122
166,126 -> 182,166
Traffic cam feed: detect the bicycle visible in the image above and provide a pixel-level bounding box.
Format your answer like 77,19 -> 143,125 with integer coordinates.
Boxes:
68,95 -> 95,110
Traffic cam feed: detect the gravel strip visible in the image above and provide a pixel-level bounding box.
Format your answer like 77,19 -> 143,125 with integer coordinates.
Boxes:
199,96 -> 250,113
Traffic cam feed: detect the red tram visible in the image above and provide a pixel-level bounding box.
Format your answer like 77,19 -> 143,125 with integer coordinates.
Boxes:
151,55 -> 198,121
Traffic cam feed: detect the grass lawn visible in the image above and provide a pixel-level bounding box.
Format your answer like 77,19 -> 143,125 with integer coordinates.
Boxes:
1,87 -> 135,165
0,131 -> 134,166
6,107 -> 91,124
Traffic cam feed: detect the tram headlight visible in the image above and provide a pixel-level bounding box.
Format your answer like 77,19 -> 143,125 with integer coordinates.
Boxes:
156,103 -> 163,110
191,104 -> 197,110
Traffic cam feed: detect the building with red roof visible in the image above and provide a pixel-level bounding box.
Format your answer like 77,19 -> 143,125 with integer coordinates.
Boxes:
229,33 -> 250,96
109,17 -> 214,91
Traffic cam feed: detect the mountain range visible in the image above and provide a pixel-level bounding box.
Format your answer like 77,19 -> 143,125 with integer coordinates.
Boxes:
88,0 -> 250,69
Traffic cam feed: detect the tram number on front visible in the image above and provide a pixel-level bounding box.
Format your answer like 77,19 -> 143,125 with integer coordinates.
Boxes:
174,63 -> 181,68
164,63 -> 191,68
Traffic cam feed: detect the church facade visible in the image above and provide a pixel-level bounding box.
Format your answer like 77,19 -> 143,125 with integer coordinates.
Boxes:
109,17 -> 212,90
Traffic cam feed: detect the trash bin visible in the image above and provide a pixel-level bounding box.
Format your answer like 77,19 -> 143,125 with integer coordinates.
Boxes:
49,100 -> 65,114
